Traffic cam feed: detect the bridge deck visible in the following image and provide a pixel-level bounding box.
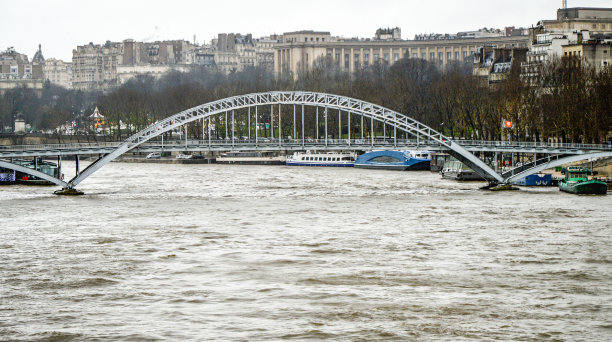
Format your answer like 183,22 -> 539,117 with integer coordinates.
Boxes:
1,139 -> 610,159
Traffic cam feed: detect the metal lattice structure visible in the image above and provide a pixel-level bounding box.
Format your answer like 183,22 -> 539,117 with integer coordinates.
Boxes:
503,152 -> 612,184
0,160 -> 68,188
65,91 -> 502,188
2,91 -> 610,190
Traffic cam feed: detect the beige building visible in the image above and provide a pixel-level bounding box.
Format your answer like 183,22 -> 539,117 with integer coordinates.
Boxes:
254,36 -> 280,72
72,41 -> 123,92
122,39 -> 196,66
0,46 -> 45,94
212,33 -> 280,73
275,30 -> 529,77
0,46 -> 44,80
43,58 -> 72,88
541,7 -> 612,34
522,7 -> 612,81
72,39 -> 198,91
473,46 -> 527,86
562,38 -> 612,71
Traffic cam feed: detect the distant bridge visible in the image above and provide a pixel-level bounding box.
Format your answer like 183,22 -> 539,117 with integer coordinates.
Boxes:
1,91 -> 610,190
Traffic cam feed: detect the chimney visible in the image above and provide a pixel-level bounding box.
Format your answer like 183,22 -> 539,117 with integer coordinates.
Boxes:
562,0 -> 567,9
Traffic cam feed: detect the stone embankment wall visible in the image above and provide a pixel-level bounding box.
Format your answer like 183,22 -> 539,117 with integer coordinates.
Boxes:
0,134 -> 115,146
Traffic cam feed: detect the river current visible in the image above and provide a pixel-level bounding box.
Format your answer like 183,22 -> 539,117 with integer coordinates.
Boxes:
1,162 -> 611,341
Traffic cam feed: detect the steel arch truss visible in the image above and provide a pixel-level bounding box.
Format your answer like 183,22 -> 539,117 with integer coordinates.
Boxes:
68,91 -> 503,188
0,160 -> 68,187
504,152 -> 612,184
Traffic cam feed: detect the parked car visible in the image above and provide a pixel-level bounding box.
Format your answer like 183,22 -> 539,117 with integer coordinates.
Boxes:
176,153 -> 192,159
146,152 -> 161,159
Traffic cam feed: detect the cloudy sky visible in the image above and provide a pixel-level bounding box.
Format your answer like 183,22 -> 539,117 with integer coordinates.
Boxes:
1,0 -> 609,61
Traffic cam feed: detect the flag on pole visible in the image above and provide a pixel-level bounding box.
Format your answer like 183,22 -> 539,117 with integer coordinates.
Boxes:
502,119 -> 514,129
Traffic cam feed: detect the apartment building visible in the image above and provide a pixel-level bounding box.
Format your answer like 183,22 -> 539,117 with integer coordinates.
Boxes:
43,58 -> 72,88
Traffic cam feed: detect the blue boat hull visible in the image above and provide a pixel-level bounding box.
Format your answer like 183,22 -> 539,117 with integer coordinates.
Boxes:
354,150 -> 430,171
514,174 -> 553,186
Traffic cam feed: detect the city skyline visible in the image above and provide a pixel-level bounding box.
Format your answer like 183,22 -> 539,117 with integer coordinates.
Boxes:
2,0 -> 611,61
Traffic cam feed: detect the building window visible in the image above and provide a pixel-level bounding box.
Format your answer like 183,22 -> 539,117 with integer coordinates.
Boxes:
412,53 -> 418,58
374,53 -> 379,62
393,53 -> 399,61
322,38 -> 325,42
383,53 -> 389,62
439,52 -> 443,60
447,52 -> 451,60
430,52 -> 435,60
345,53 -> 350,69
364,53 -> 369,66
305,37 -> 308,42
316,37 -> 319,42
422,52 -> 426,59
455,52 -> 459,60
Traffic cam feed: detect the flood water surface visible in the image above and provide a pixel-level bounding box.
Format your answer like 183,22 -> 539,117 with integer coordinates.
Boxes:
1,162 -> 611,341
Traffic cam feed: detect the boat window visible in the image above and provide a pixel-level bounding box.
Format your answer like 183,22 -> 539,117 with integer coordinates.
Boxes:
370,156 -> 401,163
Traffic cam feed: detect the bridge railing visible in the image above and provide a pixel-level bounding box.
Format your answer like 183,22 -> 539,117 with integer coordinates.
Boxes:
1,139 -> 610,153
0,141 -> 121,151
455,139 -> 612,150
137,138 -> 441,147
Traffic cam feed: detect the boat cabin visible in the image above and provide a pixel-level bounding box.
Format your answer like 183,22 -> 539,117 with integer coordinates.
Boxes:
296,154 -> 354,162
565,166 -> 588,182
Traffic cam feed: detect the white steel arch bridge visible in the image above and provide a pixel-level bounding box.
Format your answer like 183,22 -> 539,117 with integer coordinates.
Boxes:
1,91 -> 611,191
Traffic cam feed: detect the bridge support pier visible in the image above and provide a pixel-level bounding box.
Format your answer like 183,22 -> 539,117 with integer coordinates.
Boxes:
54,188 -> 85,196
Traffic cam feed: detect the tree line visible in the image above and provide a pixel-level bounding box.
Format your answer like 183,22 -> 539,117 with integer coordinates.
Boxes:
1,57 -> 610,144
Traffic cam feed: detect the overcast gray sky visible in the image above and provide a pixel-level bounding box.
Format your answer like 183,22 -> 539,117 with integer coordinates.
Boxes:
1,0 -> 610,61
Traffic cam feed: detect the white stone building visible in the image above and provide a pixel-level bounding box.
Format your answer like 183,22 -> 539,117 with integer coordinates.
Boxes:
43,58 -> 72,88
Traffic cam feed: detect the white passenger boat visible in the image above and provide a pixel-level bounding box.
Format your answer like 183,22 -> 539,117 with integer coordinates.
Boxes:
216,151 -> 286,165
286,152 -> 355,167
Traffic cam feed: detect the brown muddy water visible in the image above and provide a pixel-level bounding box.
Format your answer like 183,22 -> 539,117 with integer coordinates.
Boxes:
1,162 -> 611,341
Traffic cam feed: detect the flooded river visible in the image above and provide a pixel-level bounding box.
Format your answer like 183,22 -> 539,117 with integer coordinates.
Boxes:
1,162 -> 611,341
